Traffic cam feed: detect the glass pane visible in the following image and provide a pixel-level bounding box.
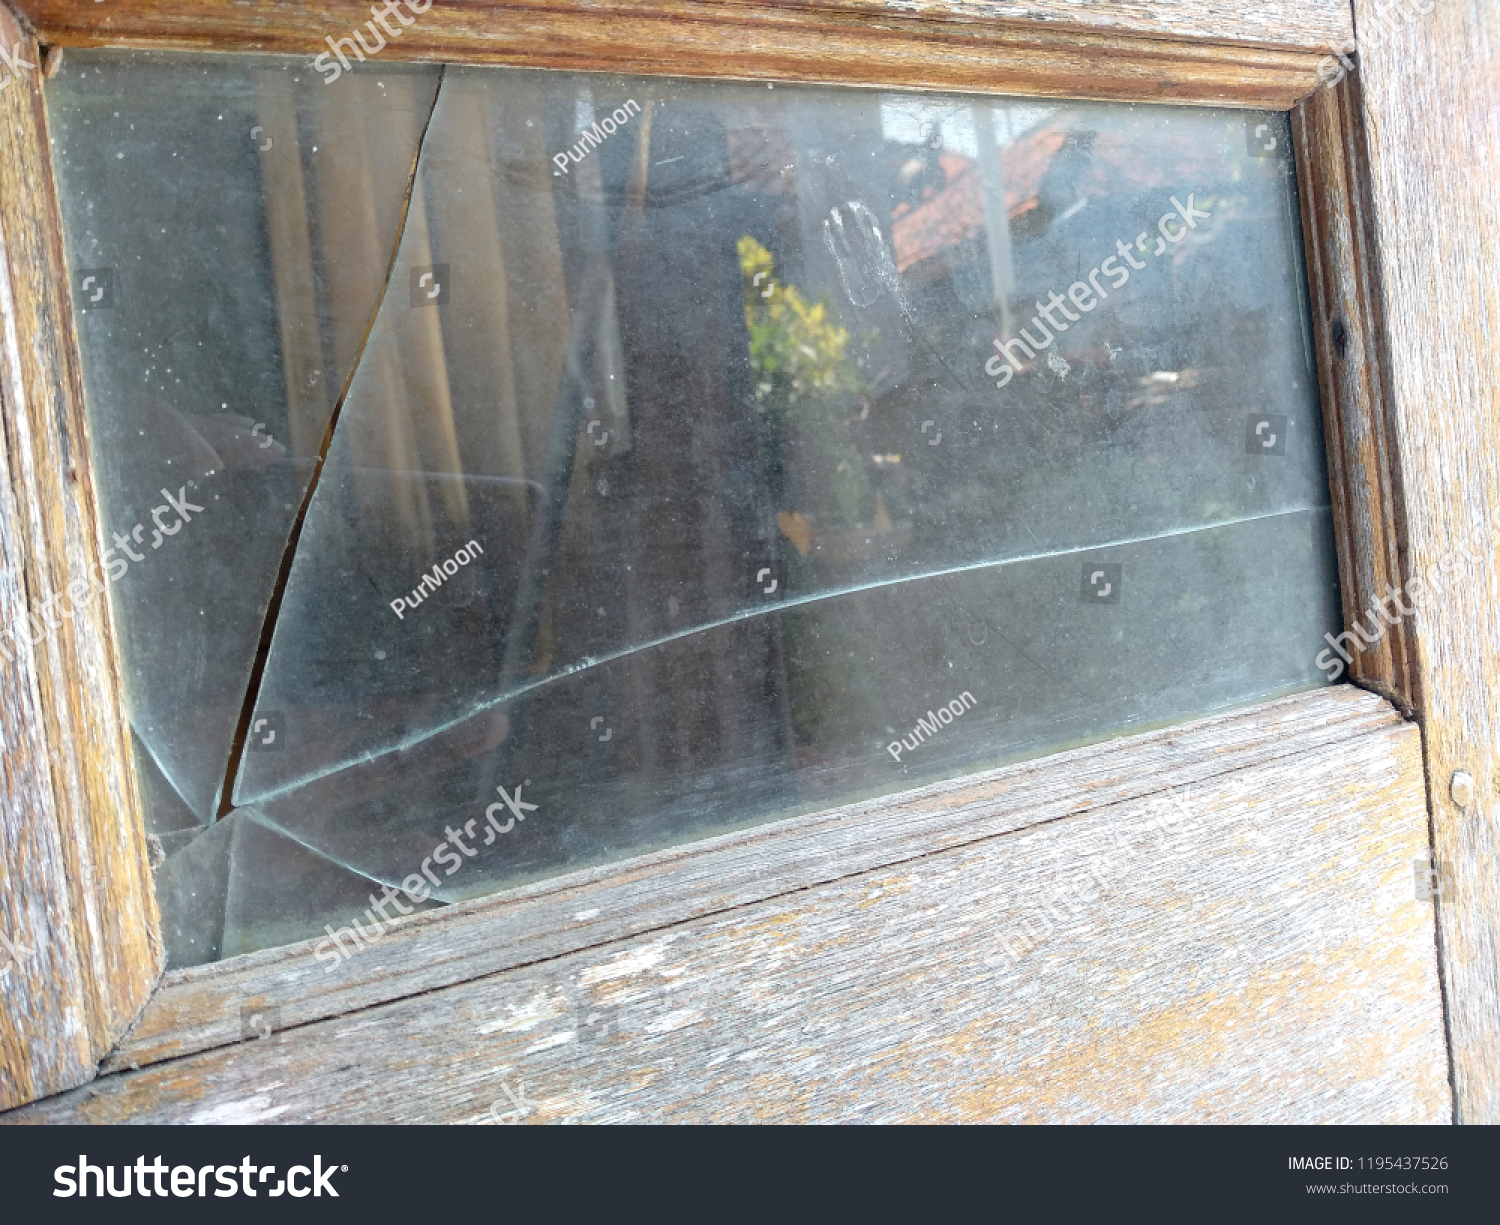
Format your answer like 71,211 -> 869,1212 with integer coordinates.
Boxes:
47,52 -> 442,824
48,53 -> 1339,968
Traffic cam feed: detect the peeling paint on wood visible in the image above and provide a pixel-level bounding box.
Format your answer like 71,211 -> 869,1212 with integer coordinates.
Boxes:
0,0 -> 1467,1123
91,688 -> 1400,1077
3,688 -> 1448,1123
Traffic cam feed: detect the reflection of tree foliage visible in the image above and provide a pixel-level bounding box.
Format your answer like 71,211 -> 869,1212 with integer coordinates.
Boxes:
737,235 -> 865,406
737,236 -> 872,530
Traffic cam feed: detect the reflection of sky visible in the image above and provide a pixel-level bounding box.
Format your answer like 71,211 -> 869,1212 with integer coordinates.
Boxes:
879,98 -> 1056,155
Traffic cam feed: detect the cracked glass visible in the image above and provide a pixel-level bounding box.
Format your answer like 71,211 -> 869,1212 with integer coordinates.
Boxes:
47,53 -> 1339,968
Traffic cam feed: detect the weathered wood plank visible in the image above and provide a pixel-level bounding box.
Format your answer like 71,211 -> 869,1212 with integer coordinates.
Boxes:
15,0 -> 1357,53
1351,0 -> 1500,1124
0,0 -> 1454,1124
7,686 -> 1445,1123
746,1 -> 1353,49
0,1 -> 160,1110
99,687 -> 1399,1072
1293,75 -> 1417,715
14,0 -> 1336,108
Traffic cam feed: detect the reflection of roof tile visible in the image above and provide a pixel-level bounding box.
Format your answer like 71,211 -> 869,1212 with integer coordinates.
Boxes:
891,127 -> 1223,273
891,159 -> 984,273
892,134 -> 1062,272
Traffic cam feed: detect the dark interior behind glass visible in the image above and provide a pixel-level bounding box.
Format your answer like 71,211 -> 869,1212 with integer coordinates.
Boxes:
46,54 -> 1338,966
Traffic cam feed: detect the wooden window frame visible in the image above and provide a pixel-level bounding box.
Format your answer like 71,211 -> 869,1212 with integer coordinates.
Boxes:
0,0 -> 1491,1122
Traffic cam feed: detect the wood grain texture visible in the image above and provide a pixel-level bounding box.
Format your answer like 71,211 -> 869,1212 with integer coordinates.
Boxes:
15,0 -> 1358,53
0,0 -> 1456,1123
5,686 -> 1447,1123
95,688 -> 1399,1073
49,686 -> 1405,1055
1351,0 -> 1500,1124
13,0 -> 1335,108
712,1 -> 1354,50
0,2 -> 161,1110
1293,75 -> 1417,714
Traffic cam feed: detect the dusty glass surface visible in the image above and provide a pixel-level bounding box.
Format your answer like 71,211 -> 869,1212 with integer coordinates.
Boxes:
47,53 -> 442,826
49,53 -> 1339,968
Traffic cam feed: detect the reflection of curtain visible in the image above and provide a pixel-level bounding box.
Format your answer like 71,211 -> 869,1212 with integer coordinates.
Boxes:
257,69 -> 429,540
255,72 -> 326,460
255,73 -> 575,560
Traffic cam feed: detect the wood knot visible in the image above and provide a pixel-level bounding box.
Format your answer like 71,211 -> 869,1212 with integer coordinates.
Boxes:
1330,315 -> 1349,361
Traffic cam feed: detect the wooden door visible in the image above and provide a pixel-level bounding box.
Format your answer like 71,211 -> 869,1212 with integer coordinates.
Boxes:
0,0 -> 1494,1124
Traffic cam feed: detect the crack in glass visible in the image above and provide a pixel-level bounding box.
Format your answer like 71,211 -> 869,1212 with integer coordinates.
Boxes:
48,60 -> 1339,967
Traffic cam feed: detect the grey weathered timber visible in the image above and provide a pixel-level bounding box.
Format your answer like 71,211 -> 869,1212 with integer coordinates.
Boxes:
1350,0 -> 1500,1124
0,1 -> 160,1112
5,686 -> 1448,1123
0,0 -> 1466,1125
95,686 -> 1401,1074
823,1 -> 1353,48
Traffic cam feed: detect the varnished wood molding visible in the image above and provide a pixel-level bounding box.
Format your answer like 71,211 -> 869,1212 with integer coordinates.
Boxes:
1293,75 -> 1417,715
90,687 -> 1404,1073
1351,0 -> 1500,1125
15,0 -> 1359,54
5,687 -> 1446,1123
0,2 -> 161,1111
15,0 -> 1338,108
718,2 -> 1355,50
